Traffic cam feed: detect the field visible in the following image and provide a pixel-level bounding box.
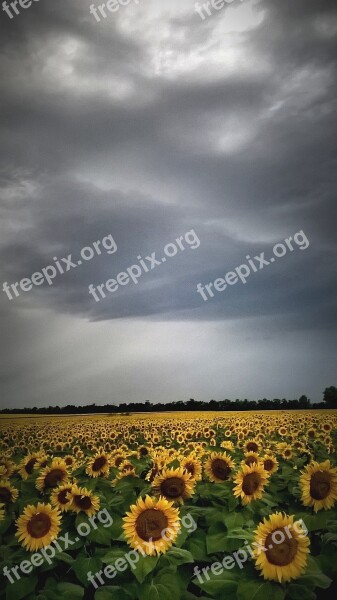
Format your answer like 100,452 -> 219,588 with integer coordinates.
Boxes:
0,411 -> 337,600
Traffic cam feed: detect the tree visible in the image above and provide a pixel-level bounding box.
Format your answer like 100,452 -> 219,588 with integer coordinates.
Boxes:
323,386 -> 337,407
299,395 -> 310,408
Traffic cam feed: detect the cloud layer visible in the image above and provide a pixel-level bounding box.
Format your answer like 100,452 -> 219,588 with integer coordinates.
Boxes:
0,0 -> 336,407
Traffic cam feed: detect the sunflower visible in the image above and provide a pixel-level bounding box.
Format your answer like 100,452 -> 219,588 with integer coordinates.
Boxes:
36,459 -> 69,492
16,503 -> 61,551
86,452 -> 110,478
139,446 -> 149,458
242,452 -> 260,468
244,439 -> 260,453
262,455 -> 279,475
69,484 -> 100,516
282,446 -> 293,460
278,426 -> 288,437
111,453 -> 125,468
152,467 -> 195,504
123,495 -> 180,555
19,454 -> 41,479
220,440 -> 234,451
181,456 -> 202,481
114,461 -> 138,482
205,452 -> 235,483
254,513 -> 310,582
0,503 -> 5,521
0,480 -> 19,505
50,483 -> 73,512
34,454 -> 49,471
299,460 -> 337,512
63,455 -> 77,469
233,463 -> 269,505
145,458 -> 165,483
0,459 -> 15,478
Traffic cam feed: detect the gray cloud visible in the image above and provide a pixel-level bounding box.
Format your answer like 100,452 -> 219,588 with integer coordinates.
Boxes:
0,0 -> 336,407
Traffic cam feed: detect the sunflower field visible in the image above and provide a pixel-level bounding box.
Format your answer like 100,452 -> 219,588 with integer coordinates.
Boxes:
0,410 -> 337,600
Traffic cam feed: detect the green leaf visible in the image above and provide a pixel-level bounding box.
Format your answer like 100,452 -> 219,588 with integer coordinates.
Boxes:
294,510 -> 336,532
139,566 -> 184,600
223,513 -> 244,531
185,530 -> 209,561
57,582 -> 84,599
139,583 -> 174,600
89,526 -> 112,545
95,586 -> 133,600
287,584 -> 316,600
237,580 -> 285,600
193,569 -> 238,598
72,556 -> 102,587
54,552 -> 74,565
161,547 -> 194,567
181,594 -> 213,600
102,548 -> 130,564
132,555 -> 159,583
0,515 -> 12,535
206,523 -> 227,554
6,576 -> 38,600
296,556 -> 332,590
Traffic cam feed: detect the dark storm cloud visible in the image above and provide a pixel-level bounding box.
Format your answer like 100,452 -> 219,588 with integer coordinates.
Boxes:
0,0 -> 336,407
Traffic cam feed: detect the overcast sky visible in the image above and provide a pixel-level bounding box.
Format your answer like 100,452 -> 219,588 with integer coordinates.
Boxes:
0,0 -> 336,408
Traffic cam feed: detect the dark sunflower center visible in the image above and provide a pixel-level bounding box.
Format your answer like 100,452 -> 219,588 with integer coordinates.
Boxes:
0,487 -> 12,503
44,469 -> 66,488
115,457 -> 124,467
25,458 -> 36,474
184,462 -> 195,476
135,509 -> 168,542
160,477 -> 185,498
264,459 -> 274,472
211,459 -> 231,480
265,530 -> 298,566
65,458 -> 73,465
310,471 -> 331,500
140,447 -> 148,456
242,472 -> 261,495
27,513 -> 52,539
247,442 -> 258,452
122,463 -> 133,473
58,489 -> 71,504
74,495 -> 92,510
92,457 -> 107,471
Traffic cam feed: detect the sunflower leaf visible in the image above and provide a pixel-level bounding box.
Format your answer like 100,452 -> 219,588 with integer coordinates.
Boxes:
236,580 -> 285,600
131,555 -> 159,583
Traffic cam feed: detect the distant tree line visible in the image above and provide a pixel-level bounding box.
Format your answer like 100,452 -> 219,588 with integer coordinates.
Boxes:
1,387 -> 336,414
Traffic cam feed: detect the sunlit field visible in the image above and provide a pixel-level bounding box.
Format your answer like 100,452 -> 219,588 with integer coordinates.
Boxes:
1,410 -> 337,600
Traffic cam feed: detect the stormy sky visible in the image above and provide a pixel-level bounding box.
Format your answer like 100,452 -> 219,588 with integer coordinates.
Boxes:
0,0 -> 336,408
